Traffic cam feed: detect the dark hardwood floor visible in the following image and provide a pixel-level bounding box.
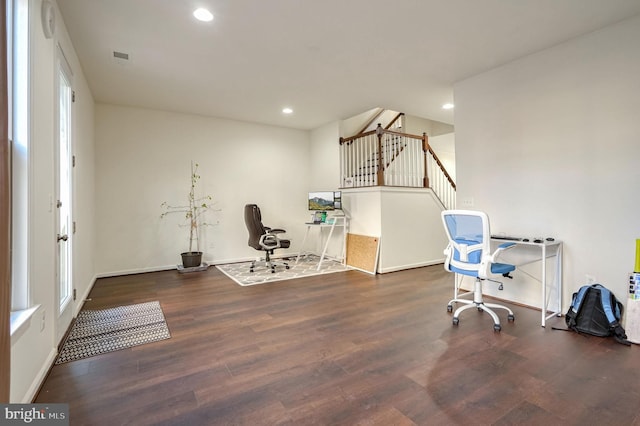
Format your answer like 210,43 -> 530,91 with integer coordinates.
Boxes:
35,265 -> 640,425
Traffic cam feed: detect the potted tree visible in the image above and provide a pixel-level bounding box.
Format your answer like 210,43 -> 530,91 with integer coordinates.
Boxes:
161,161 -> 214,270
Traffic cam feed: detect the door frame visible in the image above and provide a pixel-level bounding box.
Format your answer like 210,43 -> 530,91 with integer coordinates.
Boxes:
54,45 -> 74,343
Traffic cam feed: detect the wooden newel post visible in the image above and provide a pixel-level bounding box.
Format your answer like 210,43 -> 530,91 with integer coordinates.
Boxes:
422,132 -> 430,188
375,124 -> 384,186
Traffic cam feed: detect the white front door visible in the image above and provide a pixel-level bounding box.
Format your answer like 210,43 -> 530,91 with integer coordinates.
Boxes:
56,48 -> 74,343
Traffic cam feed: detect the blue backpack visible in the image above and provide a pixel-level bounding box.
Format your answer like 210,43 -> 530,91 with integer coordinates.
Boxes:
564,284 -> 630,346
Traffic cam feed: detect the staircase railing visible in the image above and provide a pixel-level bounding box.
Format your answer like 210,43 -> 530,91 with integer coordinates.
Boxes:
339,123 -> 456,209
426,148 -> 456,209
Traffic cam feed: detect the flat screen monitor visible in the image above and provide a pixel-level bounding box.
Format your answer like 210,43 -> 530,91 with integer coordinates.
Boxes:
308,191 -> 342,211
333,191 -> 342,210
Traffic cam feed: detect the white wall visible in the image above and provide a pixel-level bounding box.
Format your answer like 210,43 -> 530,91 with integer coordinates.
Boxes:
11,0 -> 95,402
306,122 -> 346,256
453,15 -> 640,310
309,121 -> 340,190
94,105 -> 312,274
379,188 -> 447,272
404,115 -> 454,137
340,108 -> 382,137
429,133 -> 456,183
69,46 -> 96,310
343,187 -> 448,273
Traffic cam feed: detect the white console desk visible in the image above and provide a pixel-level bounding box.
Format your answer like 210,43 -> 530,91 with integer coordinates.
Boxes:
490,237 -> 563,327
296,216 -> 348,270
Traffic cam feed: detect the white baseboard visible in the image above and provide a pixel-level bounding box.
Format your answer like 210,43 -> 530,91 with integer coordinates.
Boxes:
22,348 -> 57,403
95,264 -> 177,279
95,256 -> 440,279
378,259 -> 444,274
95,253 -> 302,278
74,275 -> 98,316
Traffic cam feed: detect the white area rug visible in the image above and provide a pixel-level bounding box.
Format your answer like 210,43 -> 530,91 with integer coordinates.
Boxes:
55,301 -> 171,364
216,254 -> 350,286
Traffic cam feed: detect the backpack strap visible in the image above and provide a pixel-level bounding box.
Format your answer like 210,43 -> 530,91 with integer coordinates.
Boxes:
594,284 -> 632,346
612,323 -> 632,346
593,284 -> 619,326
566,286 -> 591,329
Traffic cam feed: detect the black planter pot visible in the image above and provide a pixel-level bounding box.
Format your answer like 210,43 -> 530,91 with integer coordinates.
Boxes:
181,251 -> 203,268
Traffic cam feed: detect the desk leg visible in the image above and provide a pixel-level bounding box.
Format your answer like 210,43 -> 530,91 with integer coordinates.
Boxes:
556,245 -> 563,316
541,244 -> 547,327
317,222 -> 337,271
341,219 -> 347,265
541,244 -> 563,327
296,225 -> 312,264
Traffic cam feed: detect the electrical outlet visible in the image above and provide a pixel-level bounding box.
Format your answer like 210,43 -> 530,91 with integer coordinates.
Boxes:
586,274 -> 596,284
40,310 -> 46,332
460,197 -> 474,208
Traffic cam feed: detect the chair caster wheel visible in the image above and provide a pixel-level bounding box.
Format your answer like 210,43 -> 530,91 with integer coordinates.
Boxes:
493,324 -> 501,332
285,266 -> 290,269
507,314 -> 515,322
477,307 -> 484,312
447,305 -> 453,313
452,318 -> 459,326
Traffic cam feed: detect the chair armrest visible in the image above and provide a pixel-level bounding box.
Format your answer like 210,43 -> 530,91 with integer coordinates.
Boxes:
259,233 -> 282,250
487,242 -> 516,263
269,228 -> 286,234
498,242 -> 516,250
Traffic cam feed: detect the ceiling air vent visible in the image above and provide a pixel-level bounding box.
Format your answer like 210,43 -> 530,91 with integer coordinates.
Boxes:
112,50 -> 131,67
113,51 -> 129,60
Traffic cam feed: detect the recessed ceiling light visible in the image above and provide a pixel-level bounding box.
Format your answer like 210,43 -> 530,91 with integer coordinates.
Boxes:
442,103 -> 454,110
193,8 -> 214,22
282,108 -> 293,114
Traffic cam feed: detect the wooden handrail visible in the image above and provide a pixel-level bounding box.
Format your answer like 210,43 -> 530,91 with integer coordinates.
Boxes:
341,126 -> 421,144
339,125 -> 456,202
379,127 -> 424,140
346,109 -> 405,138
355,108 -> 385,136
428,147 -> 456,190
340,129 -> 376,144
384,112 -> 404,130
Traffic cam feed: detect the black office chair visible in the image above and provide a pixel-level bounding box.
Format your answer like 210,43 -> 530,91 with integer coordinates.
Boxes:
244,204 -> 291,273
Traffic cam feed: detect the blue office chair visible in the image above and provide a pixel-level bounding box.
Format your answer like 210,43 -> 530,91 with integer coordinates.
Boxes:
441,210 -> 516,331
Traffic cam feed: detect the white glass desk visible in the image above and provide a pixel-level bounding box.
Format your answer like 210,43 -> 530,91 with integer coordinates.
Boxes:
296,216 -> 347,270
490,237 -> 563,327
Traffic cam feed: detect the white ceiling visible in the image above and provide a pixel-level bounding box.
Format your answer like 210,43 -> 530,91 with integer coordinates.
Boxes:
56,0 -> 640,130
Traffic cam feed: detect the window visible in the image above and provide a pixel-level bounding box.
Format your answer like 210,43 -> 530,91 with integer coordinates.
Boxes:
9,0 -> 31,325
57,49 -> 73,313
